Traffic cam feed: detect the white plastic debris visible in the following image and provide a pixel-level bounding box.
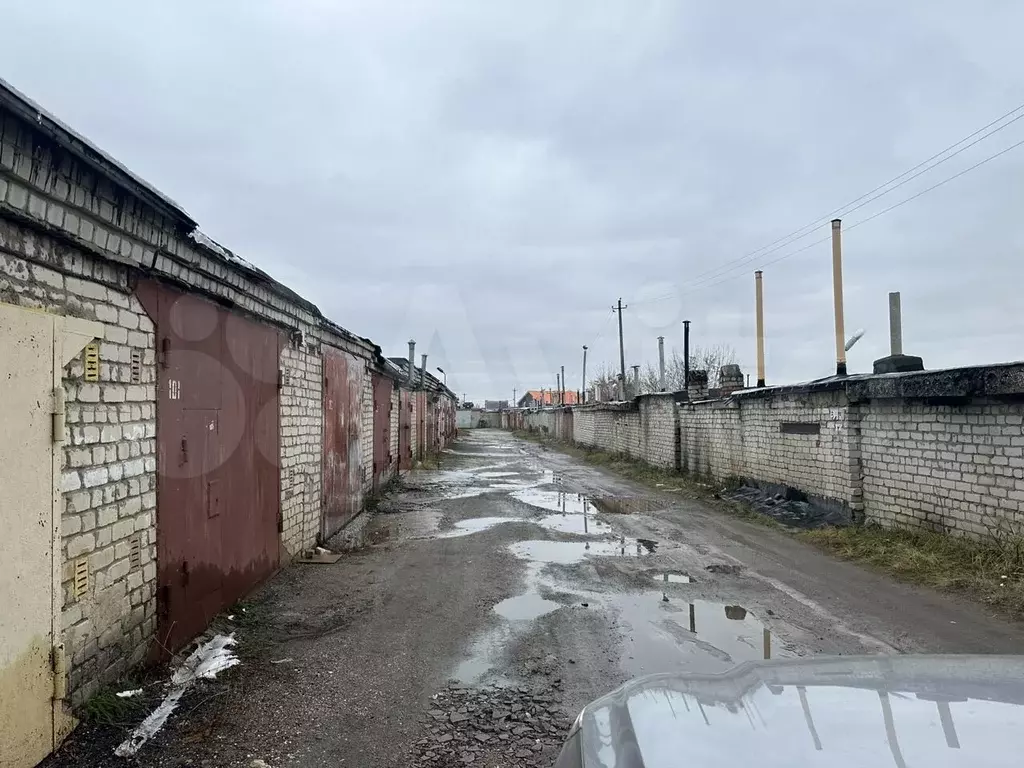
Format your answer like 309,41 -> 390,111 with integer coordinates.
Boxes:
115,689 -> 143,699
114,634 -> 239,757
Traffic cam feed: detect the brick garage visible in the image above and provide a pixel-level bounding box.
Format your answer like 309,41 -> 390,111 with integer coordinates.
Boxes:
1,76 -> 458,755
0,221 -> 157,706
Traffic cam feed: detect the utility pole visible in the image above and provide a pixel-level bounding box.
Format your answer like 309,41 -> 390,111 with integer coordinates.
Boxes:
513,387 -> 516,407
683,320 -> 691,393
581,345 -> 588,404
560,365 -> 565,407
613,298 -> 627,400
555,374 -> 561,405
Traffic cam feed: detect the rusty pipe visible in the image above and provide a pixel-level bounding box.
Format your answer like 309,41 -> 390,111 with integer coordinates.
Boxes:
420,353 -> 427,389
407,340 -> 416,385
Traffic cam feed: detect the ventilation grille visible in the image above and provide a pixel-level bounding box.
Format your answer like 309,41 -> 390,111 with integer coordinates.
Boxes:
73,557 -> 89,599
130,350 -> 142,384
129,536 -> 142,570
83,344 -> 100,382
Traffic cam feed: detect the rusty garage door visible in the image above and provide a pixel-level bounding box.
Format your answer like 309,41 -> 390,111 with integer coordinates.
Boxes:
426,396 -> 437,454
372,373 -> 393,490
323,346 -> 363,537
137,281 -> 281,655
416,391 -> 426,461
398,389 -> 412,471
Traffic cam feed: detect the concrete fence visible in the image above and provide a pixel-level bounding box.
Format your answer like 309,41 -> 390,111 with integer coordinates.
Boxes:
509,362 -> 1024,541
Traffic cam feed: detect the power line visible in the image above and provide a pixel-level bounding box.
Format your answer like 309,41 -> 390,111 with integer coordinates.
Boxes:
686,105 -> 1024,287
633,100 -> 1024,305
672,134 -> 1024,298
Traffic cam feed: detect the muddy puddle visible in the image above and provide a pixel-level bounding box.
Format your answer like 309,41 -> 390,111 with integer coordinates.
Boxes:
658,572 -> 693,584
511,489 -> 590,514
513,490 -> 666,519
493,593 -> 560,621
435,513 -> 614,539
591,496 -> 665,514
508,538 -> 655,565
454,625 -> 515,684
436,517 -> 519,538
605,594 -> 784,676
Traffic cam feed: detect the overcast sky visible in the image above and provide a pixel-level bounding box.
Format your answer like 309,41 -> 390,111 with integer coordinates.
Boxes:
4,1 -> 1024,401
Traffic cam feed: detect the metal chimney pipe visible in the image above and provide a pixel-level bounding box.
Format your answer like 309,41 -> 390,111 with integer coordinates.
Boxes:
407,340 -> 416,385
755,271 -> 765,387
560,365 -> 565,406
831,219 -> 847,376
556,373 -> 561,405
581,345 -> 588,404
683,320 -> 691,392
658,336 -> 666,391
888,291 -> 903,356
420,353 -> 427,389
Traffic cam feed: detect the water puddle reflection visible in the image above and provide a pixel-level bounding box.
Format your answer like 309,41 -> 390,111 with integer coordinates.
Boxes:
605,594 -> 783,676
512,489 -> 590,514
454,625 -> 514,685
437,517 -> 517,538
659,572 -> 693,584
493,593 -> 560,621
508,538 -> 654,565
535,514 -> 613,536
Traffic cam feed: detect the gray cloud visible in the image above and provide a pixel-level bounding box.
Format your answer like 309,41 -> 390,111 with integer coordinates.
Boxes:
4,0 -> 1024,401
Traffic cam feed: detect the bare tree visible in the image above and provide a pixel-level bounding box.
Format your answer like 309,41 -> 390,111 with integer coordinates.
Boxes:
635,344 -> 739,394
587,363 -> 621,401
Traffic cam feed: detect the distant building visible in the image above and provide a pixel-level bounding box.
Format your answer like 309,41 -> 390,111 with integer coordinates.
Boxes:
484,400 -> 510,410
517,389 -> 580,407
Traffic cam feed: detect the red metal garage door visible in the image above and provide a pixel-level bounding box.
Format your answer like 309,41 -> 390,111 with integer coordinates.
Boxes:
137,280 -> 281,655
323,346 -> 363,537
416,392 -> 426,461
372,373 -> 393,490
398,390 -> 412,471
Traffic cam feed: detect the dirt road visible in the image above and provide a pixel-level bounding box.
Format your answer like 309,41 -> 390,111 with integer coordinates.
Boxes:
51,429 -> 1024,767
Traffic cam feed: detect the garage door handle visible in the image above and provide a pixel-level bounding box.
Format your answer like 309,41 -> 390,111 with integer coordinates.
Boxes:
181,560 -> 190,587
180,437 -> 188,466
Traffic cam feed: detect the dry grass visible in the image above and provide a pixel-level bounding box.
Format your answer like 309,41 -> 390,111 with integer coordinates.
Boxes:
801,524 -> 1024,618
513,430 -> 783,529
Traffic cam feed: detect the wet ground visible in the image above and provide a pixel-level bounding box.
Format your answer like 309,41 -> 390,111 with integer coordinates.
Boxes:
48,429 -> 1024,767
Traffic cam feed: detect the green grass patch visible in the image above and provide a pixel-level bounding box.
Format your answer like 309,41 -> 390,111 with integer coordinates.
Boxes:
801,524 -> 1024,618
81,685 -> 148,725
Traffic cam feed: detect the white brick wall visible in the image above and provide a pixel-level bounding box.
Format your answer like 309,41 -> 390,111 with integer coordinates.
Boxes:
736,390 -> 856,505
640,394 -> 677,468
279,342 -> 322,556
1,222 -> 156,705
547,384 -> 1024,541
861,399 -> 1024,538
